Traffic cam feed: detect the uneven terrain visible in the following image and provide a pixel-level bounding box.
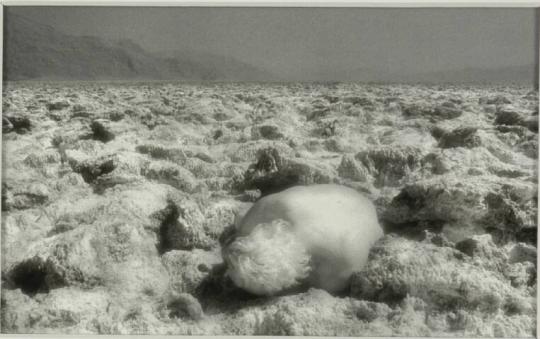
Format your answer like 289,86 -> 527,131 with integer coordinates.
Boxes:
1,82 -> 537,335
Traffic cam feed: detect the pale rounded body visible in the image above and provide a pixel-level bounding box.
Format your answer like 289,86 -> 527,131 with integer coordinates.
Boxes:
228,184 -> 383,295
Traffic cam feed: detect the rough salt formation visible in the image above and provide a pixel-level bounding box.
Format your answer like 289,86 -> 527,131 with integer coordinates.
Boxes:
350,234 -> 536,337
1,82 -> 537,335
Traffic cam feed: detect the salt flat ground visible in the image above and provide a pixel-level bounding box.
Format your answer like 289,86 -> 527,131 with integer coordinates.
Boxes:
1,82 -> 537,335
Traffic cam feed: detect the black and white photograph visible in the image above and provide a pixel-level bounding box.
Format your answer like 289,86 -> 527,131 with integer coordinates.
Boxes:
1,5 -> 538,336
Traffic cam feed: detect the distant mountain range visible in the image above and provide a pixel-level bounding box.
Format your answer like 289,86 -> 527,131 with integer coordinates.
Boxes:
309,64 -> 536,84
412,65 -> 536,84
3,14 -> 536,84
3,14 -> 276,81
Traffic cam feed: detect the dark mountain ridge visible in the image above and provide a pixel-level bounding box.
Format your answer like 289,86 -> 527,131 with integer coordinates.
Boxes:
3,14 -> 275,81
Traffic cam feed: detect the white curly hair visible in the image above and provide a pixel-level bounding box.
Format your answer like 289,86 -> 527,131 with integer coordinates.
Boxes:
222,219 -> 311,296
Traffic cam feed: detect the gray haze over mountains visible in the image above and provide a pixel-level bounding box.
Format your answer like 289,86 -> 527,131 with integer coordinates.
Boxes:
3,7 -> 538,83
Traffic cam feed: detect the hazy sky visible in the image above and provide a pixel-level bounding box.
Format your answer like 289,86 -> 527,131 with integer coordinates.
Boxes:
6,7 -> 538,79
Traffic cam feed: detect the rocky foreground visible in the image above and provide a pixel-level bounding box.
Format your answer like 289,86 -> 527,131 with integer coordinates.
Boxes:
1,82 -> 537,335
